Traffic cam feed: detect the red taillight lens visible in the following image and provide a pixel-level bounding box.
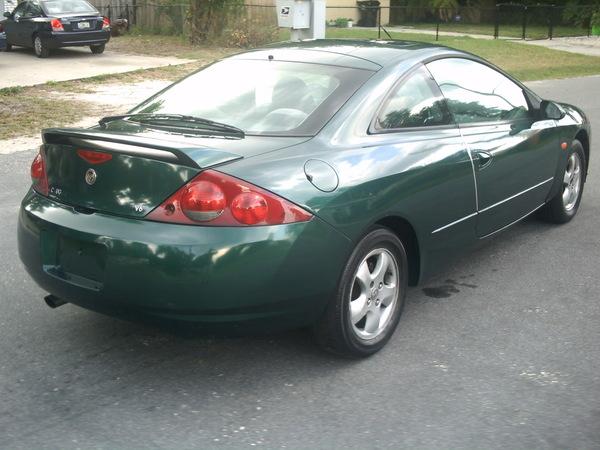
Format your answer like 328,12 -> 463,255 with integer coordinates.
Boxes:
231,193 -> 268,225
180,181 -> 226,221
102,17 -> 110,29
147,170 -> 312,226
31,149 -> 49,196
50,19 -> 64,32
77,149 -> 113,164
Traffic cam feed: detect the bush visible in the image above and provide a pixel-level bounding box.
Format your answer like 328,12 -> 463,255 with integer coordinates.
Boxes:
225,19 -> 280,48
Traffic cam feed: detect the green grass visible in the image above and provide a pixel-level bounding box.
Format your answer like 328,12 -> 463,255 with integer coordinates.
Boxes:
0,88 -> 87,140
326,28 -> 600,81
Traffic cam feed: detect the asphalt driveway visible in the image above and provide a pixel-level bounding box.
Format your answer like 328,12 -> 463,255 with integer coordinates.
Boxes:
0,46 -> 190,88
0,76 -> 598,449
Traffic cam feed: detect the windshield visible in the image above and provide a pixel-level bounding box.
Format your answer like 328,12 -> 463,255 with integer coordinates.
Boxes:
129,59 -> 374,136
41,0 -> 96,14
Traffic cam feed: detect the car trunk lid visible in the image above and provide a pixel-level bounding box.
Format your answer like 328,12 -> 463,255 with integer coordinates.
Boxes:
40,128 -> 308,219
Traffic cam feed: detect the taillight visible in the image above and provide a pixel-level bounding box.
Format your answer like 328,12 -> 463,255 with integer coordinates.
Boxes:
77,149 -> 113,164
50,19 -> 64,32
102,17 -> 110,29
147,170 -> 312,226
31,148 -> 49,196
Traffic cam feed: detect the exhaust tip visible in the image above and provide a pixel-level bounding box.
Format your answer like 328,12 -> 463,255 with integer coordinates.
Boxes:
44,295 -> 68,309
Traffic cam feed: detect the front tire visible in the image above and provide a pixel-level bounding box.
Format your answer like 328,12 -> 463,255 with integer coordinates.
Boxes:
539,139 -> 586,224
3,42 -> 12,52
314,227 -> 408,357
90,43 -> 105,54
33,36 -> 49,58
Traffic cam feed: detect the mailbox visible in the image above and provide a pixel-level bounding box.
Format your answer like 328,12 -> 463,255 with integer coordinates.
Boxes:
276,0 -> 311,29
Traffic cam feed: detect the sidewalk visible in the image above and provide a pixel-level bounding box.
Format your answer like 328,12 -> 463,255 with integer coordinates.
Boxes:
522,36 -> 600,57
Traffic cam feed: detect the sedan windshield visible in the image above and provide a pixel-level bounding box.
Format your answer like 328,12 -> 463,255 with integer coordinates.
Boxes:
129,59 -> 374,136
41,0 -> 96,14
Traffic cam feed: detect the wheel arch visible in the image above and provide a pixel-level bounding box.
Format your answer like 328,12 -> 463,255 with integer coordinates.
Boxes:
374,216 -> 421,286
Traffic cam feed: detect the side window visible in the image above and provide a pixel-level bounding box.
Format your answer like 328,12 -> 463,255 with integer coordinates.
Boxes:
23,3 -> 37,17
426,58 -> 530,125
29,2 -> 43,16
12,2 -> 28,19
374,65 -> 452,131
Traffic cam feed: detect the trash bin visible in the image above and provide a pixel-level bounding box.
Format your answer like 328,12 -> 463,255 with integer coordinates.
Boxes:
357,0 -> 380,27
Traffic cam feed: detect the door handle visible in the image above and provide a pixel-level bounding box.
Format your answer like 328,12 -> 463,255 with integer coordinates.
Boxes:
474,151 -> 493,169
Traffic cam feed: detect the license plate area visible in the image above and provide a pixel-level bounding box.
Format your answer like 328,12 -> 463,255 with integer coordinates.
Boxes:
41,231 -> 106,291
77,21 -> 90,29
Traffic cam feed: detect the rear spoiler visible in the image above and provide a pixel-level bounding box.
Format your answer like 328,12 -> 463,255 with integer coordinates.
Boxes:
42,128 -> 243,169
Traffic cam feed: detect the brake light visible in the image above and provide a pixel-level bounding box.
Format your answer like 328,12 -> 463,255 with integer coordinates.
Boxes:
102,17 -> 110,29
30,148 -> 49,196
147,170 -> 312,226
50,19 -> 63,32
77,149 -> 113,164
0,22 -> 4,33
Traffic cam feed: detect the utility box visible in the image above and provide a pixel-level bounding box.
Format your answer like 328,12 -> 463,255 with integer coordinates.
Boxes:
276,0 -> 311,29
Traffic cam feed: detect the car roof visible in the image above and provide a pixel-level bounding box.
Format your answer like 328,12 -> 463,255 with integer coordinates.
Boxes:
241,39 -> 460,70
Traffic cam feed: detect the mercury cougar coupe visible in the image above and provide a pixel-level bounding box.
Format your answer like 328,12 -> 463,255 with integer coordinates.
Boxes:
18,40 -> 590,357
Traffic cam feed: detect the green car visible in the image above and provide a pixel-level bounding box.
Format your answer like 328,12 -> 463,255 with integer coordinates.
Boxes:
18,40 -> 590,357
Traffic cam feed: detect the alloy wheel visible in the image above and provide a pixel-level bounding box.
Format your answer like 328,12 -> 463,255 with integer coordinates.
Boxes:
348,248 -> 399,340
563,152 -> 582,211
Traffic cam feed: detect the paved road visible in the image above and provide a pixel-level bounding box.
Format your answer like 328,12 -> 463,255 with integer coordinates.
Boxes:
0,46 -> 190,88
1,76 -> 599,449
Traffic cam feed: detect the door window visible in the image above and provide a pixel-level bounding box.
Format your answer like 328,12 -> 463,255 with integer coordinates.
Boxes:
11,2 -> 28,19
427,58 -> 530,125
374,65 -> 452,131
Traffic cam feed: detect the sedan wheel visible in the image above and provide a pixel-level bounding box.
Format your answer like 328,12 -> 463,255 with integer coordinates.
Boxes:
314,227 -> 407,357
349,248 -> 399,340
562,152 -> 582,212
538,139 -> 586,224
34,36 -> 50,58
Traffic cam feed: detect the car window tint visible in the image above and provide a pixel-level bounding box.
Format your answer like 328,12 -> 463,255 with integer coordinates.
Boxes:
375,66 -> 451,130
29,2 -> 43,15
12,2 -> 28,18
427,58 -> 530,124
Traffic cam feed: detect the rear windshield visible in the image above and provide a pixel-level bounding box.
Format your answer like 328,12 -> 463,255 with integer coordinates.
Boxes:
41,0 -> 96,14
129,59 -> 374,137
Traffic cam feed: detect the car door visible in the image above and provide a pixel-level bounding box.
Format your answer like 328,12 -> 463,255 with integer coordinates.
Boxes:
426,57 -> 560,237
367,64 -> 478,276
17,2 -> 40,46
3,1 -> 27,45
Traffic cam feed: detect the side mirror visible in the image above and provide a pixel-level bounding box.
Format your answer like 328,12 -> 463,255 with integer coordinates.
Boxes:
540,100 -> 566,120
3,11 -> 11,18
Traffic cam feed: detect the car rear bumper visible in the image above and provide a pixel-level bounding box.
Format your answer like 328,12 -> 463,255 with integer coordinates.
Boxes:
40,30 -> 110,48
18,191 -> 350,331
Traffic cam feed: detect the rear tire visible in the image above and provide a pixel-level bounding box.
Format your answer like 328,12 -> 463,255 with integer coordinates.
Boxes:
3,42 -> 12,52
33,35 -> 49,58
314,227 -> 408,358
90,43 -> 105,54
538,139 -> 586,224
